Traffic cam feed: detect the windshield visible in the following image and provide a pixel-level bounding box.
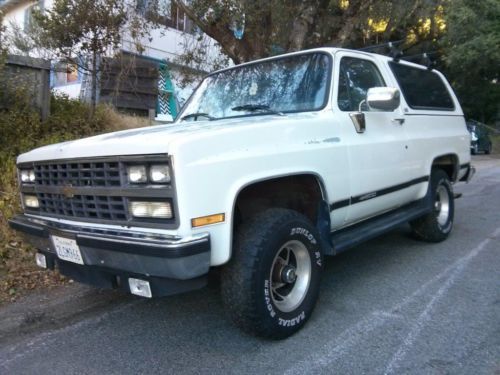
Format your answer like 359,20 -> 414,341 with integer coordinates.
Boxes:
179,52 -> 331,121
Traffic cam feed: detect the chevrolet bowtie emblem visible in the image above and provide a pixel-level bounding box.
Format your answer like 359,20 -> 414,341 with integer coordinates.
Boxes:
61,183 -> 75,199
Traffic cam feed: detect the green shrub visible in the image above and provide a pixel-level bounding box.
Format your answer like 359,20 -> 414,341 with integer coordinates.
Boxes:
0,94 -> 114,271
45,94 -> 108,139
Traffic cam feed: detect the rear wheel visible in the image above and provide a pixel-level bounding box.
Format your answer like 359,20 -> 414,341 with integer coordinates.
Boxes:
411,169 -> 454,242
221,208 -> 323,339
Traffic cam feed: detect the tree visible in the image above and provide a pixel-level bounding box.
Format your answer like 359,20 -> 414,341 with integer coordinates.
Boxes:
34,0 -> 147,113
0,10 -> 6,59
168,0 -> 446,65
440,0 -> 500,124
4,21 -> 53,59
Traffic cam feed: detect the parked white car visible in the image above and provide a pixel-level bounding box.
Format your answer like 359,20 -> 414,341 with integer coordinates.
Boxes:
10,47 -> 474,339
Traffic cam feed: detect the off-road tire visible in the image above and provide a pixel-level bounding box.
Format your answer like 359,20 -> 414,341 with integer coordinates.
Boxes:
221,208 -> 323,339
410,169 -> 454,242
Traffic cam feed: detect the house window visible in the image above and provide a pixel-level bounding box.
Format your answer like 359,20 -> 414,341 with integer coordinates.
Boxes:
24,0 -> 44,32
66,64 -> 79,83
166,3 -> 193,32
52,62 -> 80,87
137,0 -> 193,33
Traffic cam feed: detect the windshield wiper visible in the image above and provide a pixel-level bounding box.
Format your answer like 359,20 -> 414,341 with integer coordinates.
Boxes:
231,104 -> 285,116
180,112 -> 216,121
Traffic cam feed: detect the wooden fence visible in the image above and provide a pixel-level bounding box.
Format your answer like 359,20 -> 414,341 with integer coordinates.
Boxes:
99,55 -> 159,116
0,55 -> 51,120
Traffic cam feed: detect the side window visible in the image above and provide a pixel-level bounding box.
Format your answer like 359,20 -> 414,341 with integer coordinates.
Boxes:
389,62 -> 454,110
337,57 -> 385,111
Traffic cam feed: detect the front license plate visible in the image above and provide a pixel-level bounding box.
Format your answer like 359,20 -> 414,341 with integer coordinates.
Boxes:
51,235 -> 84,265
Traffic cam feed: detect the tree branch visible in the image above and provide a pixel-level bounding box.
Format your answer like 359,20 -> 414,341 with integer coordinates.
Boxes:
173,0 -> 247,63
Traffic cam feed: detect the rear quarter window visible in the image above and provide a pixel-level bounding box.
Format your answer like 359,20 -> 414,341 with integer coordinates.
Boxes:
389,62 -> 455,111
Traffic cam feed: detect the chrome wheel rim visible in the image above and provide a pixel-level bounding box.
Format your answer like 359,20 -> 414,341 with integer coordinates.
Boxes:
269,240 -> 311,313
435,184 -> 450,226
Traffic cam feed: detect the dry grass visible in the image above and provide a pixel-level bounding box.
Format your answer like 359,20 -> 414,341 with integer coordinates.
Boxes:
98,105 -> 152,132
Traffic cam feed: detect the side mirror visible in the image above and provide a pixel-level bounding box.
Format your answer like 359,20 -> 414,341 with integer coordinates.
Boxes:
366,87 -> 400,111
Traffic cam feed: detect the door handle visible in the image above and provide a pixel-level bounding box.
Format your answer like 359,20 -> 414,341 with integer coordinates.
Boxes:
392,118 -> 405,125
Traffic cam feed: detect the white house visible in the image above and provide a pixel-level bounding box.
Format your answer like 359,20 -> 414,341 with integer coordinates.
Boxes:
0,0 -> 221,120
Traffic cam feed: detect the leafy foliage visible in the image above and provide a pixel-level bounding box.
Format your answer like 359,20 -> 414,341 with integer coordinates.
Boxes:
169,0 -> 497,124
34,0 -> 151,112
0,12 -> 7,61
169,0 -> 446,64
441,0 -> 500,123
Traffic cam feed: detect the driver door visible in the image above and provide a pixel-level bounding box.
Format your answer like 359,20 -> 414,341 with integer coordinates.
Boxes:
333,51 -> 413,226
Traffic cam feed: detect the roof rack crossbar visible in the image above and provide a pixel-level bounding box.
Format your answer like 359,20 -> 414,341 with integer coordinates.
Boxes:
357,40 -> 405,52
357,40 -> 404,61
401,51 -> 437,70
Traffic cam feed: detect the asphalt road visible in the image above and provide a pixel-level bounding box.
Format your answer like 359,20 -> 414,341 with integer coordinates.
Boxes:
1,155 -> 499,375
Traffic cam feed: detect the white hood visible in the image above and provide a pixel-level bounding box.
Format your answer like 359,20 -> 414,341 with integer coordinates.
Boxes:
17,115 -> 284,163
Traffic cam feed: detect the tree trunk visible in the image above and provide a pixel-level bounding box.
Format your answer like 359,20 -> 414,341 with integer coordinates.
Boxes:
288,5 -> 316,51
90,49 -> 97,117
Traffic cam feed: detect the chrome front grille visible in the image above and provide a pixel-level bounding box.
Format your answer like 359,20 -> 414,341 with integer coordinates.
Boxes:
19,155 -> 177,228
35,161 -> 121,187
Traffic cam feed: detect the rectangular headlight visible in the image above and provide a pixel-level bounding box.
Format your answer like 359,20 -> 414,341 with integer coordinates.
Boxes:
129,201 -> 173,219
149,164 -> 171,183
20,169 -> 36,183
23,194 -> 39,208
127,165 -> 147,183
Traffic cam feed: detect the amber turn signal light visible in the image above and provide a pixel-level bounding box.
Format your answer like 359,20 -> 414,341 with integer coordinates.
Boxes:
191,213 -> 225,228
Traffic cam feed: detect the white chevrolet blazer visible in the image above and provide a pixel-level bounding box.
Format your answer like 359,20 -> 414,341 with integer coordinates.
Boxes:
10,47 -> 474,339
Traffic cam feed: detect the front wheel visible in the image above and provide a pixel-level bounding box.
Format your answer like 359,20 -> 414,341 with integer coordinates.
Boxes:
410,169 -> 454,242
221,208 -> 323,339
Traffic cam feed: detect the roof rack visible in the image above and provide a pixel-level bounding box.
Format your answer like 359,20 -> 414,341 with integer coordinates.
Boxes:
401,51 -> 437,70
357,40 -> 404,61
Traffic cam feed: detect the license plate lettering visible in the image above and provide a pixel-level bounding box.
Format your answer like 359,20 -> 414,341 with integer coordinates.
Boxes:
51,235 -> 84,265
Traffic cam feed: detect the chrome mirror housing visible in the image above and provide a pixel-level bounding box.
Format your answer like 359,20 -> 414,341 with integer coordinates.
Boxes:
366,87 -> 400,111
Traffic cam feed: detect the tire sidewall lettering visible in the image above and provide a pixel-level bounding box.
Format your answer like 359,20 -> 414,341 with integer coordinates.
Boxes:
288,227 -> 322,268
263,279 -> 277,318
261,223 -> 322,328
263,277 -> 307,324
290,227 -> 317,246
278,311 -> 306,327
